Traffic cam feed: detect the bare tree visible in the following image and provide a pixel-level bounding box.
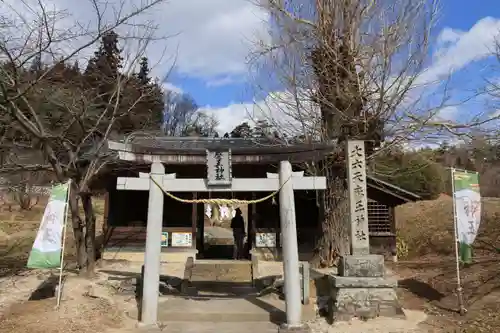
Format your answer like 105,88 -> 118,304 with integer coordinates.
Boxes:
163,91 -> 199,136
0,0 -> 170,274
250,0 -> 474,267
188,111 -> 220,137
6,171 -> 50,210
163,91 -> 220,137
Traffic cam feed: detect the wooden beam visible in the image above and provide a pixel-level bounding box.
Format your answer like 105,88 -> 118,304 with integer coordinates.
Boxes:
266,172 -> 304,178
140,172 -> 176,178
116,177 -> 327,192
116,174 -> 176,191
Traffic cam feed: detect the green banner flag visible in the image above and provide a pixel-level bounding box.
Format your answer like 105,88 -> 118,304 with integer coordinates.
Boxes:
452,170 -> 481,264
27,182 -> 69,269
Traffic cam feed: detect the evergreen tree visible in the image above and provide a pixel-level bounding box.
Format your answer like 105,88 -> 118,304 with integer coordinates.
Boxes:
137,57 -> 150,85
230,122 -> 252,138
29,53 -> 42,74
72,60 -> 80,73
252,119 -> 272,138
85,30 -> 123,80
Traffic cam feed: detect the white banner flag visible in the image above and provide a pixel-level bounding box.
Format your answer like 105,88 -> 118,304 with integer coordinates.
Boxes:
27,182 -> 69,268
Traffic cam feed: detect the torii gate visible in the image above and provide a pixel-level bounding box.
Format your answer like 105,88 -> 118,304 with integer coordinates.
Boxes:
115,151 -> 326,330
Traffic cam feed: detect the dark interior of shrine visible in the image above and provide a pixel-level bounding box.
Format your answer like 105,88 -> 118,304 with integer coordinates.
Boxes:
101,161 -> 417,258
104,163 -> 319,229
104,172 -> 320,258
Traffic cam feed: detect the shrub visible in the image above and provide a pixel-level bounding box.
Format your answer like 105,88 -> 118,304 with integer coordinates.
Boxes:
373,151 -> 446,199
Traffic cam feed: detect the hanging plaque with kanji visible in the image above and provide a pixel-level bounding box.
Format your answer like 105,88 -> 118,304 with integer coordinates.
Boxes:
206,149 -> 232,186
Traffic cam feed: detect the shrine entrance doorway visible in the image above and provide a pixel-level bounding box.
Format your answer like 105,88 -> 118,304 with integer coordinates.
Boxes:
200,201 -> 250,260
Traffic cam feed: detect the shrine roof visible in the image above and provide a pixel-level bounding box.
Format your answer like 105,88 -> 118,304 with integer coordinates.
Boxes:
107,136 -> 336,154
98,136 -> 421,204
104,136 -> 338,164
366,176 -> 421,204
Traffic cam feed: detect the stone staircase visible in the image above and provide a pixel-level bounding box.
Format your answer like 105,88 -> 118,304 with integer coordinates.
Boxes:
151,260 -> 314,323
191,260 -> 253,282
188,260 -> 255,297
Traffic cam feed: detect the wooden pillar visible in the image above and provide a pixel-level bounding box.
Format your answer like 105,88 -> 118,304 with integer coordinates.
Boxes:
251,192 -> 257,250
197,201 -> 205,256
389,206 -> 397,262
102,191 -> 110,246
192,192 -> 197,249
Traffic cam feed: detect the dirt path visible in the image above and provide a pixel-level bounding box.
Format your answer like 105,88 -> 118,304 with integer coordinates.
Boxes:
307,309 -> 428,333
0,270 -> 50,316
0,271 -> 131,333
6,257 -> 500,333
391,257 -> 500,332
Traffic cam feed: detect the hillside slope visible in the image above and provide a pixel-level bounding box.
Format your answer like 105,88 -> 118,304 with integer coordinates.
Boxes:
396,194 -> 500,258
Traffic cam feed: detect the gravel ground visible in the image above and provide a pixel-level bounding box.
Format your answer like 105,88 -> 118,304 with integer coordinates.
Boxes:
306,309 -> 428,333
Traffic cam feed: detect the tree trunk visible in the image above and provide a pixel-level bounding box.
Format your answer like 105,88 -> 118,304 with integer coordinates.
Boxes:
312,165 -> 350,268
68,182 -> 86,270
82,194 -> 96,276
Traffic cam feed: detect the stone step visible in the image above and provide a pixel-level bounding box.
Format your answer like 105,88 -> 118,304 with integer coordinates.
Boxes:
129,295 -> 316,323
191,260 -> 253,283
190,281 -> 257,297
153,322 -> 278,333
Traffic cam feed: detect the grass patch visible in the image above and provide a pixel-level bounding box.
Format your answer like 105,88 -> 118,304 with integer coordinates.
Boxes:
396,194 -> 500,259
0,197 -> 105,276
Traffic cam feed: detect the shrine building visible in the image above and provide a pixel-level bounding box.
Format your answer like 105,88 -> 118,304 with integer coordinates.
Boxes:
94,136 -> 420,263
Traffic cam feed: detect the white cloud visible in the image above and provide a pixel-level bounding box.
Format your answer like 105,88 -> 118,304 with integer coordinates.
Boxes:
436,27 -> 464,46
491,109 -> 500,118
430,106 -> 459,122
162,82 -> 183,95
204,16 -> 500,135
1,0 -> 270,84
418,17 -> 500,85
169,1 -> 270,79
199,102 -> 254,134
200,90 -> 320,135
133,0 -> 269,82
206,76 -> 241,88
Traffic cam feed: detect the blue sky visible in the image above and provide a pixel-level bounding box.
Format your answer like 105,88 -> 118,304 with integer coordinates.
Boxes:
154,0 -> 500,136
7,0 -> 500,136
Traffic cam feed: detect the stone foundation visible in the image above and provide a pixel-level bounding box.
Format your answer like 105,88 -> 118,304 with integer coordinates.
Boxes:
102,248 -> 198,263
328,254 -> 403,322
278,324 -> 311,333
338,254 -> 385,277
250,248 -> 282,261
329,285 -> 403,321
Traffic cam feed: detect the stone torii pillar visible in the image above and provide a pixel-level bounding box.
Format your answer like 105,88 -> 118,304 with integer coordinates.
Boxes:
140,162 -> 165,326
278,160 -> 303,331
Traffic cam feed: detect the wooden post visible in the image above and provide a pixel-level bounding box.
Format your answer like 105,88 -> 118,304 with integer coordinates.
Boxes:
192,192 -> 197,249
389,206 -> 397,262
102,191 -> 110,249
251,192 -> 257,249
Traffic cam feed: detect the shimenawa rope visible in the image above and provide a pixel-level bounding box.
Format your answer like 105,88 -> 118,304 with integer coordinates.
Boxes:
148,174 -> 291,205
